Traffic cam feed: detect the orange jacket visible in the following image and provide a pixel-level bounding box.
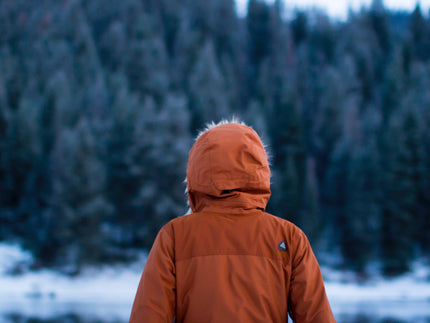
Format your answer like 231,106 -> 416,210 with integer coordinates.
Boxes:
130,122 -> 336,323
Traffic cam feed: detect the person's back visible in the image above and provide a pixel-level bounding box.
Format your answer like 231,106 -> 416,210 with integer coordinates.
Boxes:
130,121 -> 336,323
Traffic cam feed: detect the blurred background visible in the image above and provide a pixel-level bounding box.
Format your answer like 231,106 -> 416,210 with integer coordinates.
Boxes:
0,0 -> 430,322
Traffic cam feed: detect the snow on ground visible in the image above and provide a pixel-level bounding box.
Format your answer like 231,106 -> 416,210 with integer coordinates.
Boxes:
0,243 -> 145,321
322,265 -> 430,320
0,243 -> 145,303
1,242 -> 430,321
323,263 -> 430,303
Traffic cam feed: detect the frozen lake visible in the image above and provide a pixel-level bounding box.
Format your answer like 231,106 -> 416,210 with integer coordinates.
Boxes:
1,299 -> 430,323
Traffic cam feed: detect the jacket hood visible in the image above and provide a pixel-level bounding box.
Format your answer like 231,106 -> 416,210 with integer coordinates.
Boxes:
186,122 -> 271,214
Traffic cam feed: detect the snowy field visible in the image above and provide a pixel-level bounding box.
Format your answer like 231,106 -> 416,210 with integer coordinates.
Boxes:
1,243 -> 429,322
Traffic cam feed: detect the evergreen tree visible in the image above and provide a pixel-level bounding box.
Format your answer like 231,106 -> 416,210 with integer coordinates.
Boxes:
281,154 -> 300,223
243,100 -> 269,143
323,138 -> 350,255
7,87 -> 50,256
344,140 -> 381,273
171,14 -> 202,91
45,71 -> 78,131
381,104 -> 424,276
131,92 -> 191,246
246,0 -> 272,67
125,12 -> 170,101
99,20 -> 128,71
157,0 -> 182,56
307,14 -> 335,64
208,0 -> 239,57
408,64 -> 430,256
342,10 -> 386,105
400,65 -> 430,257
291,11 -> 308,46
67,1 -> 104,84
48,119 -> 113,271
188,40 -> 230,129
103,73 -> 146,252
300,157 -> 322,245
0,75 -> 13,240
381,49 -> 405,122
269,85 -> 305,223
409,5 -> 430,61
369,0 -> 392,57
258,0 -> 292,109
420,136 -> 430,256
313,67 -> 346,184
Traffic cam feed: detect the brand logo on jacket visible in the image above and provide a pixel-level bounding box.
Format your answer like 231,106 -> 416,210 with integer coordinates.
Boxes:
278,240 -> 287,252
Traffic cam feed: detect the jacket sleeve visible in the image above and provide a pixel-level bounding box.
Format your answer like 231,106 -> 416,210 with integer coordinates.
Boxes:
288,229 -> 336,323
129,225 -> 176,323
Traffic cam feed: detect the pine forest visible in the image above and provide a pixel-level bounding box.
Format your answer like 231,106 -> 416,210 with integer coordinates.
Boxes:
1,0 -> 430,277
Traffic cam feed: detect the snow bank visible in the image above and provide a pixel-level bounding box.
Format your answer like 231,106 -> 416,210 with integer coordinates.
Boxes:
0,243 -> 33,274
0,263 -> 143,303
323,263 -> 430,303
323,264 -> 430,320
0,243 -> 145,321
0,243 -> 145,303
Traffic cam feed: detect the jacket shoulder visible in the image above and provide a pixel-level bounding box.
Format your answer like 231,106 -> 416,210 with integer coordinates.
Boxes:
159,213 -> 199,235
260,212 -> 310,252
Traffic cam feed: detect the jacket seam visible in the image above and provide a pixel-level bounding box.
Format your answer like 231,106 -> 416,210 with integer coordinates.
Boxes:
175,253 -> 284,263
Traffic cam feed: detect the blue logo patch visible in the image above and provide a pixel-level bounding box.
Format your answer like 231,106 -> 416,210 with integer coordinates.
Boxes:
278,240 -> 287,252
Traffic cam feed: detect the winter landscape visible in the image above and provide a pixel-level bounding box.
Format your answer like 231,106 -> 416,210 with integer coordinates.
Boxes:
2,0 -> 430,322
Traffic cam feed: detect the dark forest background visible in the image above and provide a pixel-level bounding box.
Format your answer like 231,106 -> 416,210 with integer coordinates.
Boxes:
0,0 -> 429,277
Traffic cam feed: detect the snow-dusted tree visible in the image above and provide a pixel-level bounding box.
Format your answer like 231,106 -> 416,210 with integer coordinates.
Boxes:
313,67 -> 346,185
131,92 -> 191,246
381,103 -> 425,276
344,139 -> 381,273
125,12 -> 170,102
189,40 -> 230,129
48,118 -> 113,271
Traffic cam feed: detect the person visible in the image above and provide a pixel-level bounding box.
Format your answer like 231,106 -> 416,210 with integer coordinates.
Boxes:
129,120 -> 336,323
